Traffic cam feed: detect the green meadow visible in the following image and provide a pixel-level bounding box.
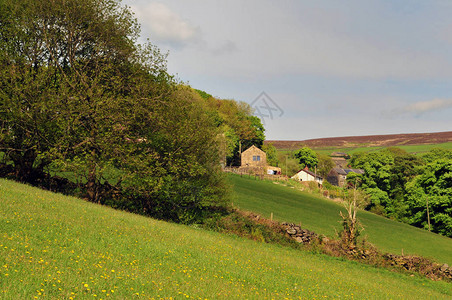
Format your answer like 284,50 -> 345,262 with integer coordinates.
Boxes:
1,178 -> 451,299
230,174 -> 452,265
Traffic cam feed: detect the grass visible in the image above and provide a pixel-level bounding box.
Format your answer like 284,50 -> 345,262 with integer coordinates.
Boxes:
1,178 -> 452,299
229,174 -> 452,265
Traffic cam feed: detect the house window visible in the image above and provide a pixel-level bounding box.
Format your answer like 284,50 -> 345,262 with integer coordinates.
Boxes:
253,155 -> 260,161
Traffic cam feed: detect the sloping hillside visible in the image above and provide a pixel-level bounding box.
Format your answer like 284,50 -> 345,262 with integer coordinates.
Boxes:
267,131 -> 452,150
1,178 -> 451,298
230,174 -> 452,265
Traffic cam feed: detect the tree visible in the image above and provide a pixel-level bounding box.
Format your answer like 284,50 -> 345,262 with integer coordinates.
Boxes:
247,116 -> 266,148
117,86 -> 228,223
317,153 -> 335,178
262,143 -> 279,166
0,0 -> 229,222
276,151 -> 302,177
294,147 -> 318,170
389,151 -> 422,199
350,147 -> 452,236
0,0 -> 67,182
339,175 -> 365,248
421,148 -> 452,164
405,159 -> 452,237
351,151 -> 394,191
0,0 -> 143,189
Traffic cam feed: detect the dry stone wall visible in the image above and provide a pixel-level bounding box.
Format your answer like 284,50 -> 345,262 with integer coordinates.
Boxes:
281,222 -> 320,244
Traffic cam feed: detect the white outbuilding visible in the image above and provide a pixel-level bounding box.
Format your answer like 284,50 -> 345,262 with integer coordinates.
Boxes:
291,167 -> 323,184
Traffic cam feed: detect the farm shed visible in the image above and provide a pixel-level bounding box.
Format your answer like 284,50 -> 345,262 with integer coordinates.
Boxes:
267,166 -> 282,175
291,167 -> 323,184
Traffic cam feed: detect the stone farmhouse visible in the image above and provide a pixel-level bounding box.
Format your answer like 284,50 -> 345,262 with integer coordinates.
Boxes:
326,167 -> 365,187
239,145 -> 281,175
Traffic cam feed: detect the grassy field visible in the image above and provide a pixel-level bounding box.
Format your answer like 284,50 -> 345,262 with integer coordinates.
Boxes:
230,174 -> 452,265
1,179 -> 452,299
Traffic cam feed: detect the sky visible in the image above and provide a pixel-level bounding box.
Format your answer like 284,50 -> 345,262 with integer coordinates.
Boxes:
123,0 -> 452,140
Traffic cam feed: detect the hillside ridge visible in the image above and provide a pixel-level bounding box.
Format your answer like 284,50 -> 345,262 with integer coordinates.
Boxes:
266,131 -> 452,150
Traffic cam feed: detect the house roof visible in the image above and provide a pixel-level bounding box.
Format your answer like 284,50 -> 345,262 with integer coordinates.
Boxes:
344,168 -> 365,175
332,167 -> 364,175
332,167 -> 347,175
241,145 -> 265,155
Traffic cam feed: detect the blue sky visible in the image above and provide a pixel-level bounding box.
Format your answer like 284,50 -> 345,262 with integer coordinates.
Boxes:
123,0 -> 452,140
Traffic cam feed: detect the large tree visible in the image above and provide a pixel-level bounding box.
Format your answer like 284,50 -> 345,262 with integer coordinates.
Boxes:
0,0 -> 228,222
0,0 -> 143,185
294,147 -> 318,170
317,153 -> 335,178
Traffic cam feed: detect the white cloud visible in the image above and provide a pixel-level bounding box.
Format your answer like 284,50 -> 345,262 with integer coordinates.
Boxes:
402,99 -> 452,114
152,1 -> 452,81
131,2 -> 201,47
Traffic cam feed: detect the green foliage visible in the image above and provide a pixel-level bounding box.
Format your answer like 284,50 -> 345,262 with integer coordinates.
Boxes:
194,95 -> 264,168
352,151 -> 394,190
262,143 -> 279,166
294,147 -> 318,169
405,160 -> 452,237
206,211 -> 298,247
0,0 -> 144,184
317,153 -> 335,178
389,151 -> 423,201
247,115 -> 266,148
197,97 -> 266,166
363,187 -> 390,213
350,147 -> 452,236
421,148 -> 452,163
194,88 -> 213,100
221,125 -> 239,159
0,0 -> 229,223
276,152 -> 301,176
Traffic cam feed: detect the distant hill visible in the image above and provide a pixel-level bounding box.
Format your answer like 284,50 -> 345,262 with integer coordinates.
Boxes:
266,131 -> 452,150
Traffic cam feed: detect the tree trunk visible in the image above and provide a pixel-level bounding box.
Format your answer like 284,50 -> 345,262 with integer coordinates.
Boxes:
86,163 -> 99,203
11,149 -> 41,183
